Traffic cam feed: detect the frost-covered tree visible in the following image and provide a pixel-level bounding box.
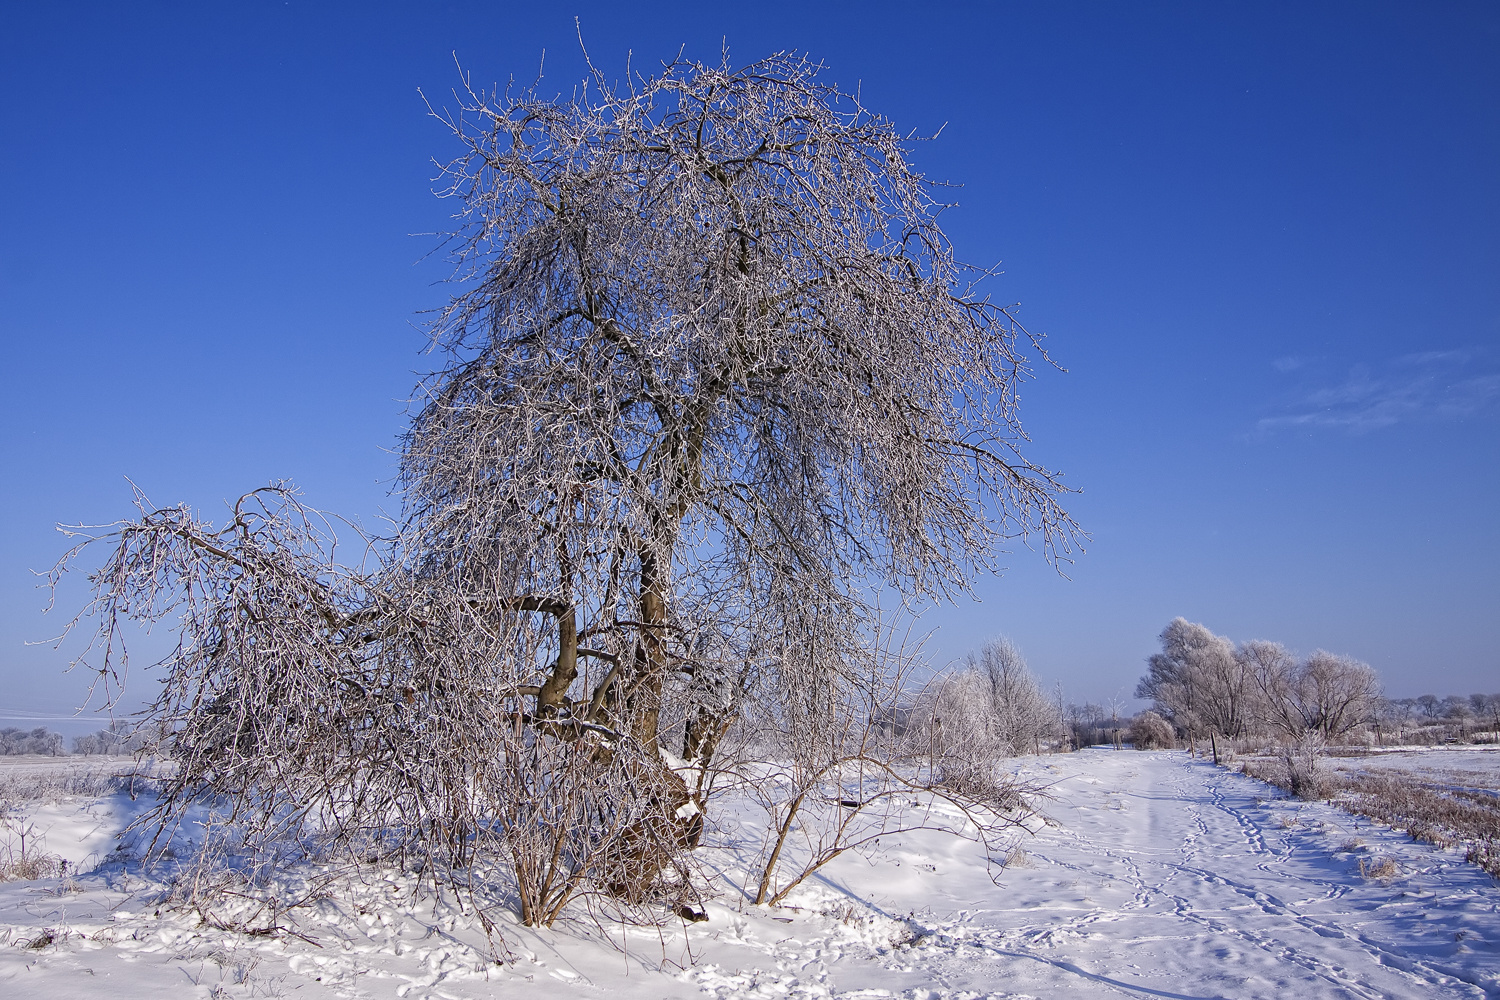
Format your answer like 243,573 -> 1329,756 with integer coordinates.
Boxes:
1291,650 -> 1380,739
408,51 -> 1079,760
969,637 -> 1060,756
1137,618 -> 1256,745
920,637 -> 1059,778
1248,644 -> 1379,741
1139,620 -> 1383,747
1237,638 -> 1302,738
54,52 -> 1077,928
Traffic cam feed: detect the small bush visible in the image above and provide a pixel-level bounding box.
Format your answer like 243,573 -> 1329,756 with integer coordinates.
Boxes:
22,929 -> 57,950
1127,711 -> 1174,750
1242,742 -> 1330,799
1282,737 -> 1330,800
0,815 -> 69,883
1000,846 -> 1031,869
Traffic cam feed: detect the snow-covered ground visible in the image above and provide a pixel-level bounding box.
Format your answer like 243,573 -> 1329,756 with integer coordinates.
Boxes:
1324,745 -> 1500,795
2,749 -> 1497,998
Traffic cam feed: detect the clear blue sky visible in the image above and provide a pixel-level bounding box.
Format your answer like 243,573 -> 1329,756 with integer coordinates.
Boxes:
2,1 -> 1496,731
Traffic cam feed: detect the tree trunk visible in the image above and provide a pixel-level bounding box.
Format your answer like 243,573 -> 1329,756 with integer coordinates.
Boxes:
756,792 -> 806,905
536,607 -> 578,712
537,525 -> 579,713
631,546 -> 669,744
684,703 -> 732,765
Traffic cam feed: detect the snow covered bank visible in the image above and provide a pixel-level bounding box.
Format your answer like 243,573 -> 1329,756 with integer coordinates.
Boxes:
2,749 -> 1497,998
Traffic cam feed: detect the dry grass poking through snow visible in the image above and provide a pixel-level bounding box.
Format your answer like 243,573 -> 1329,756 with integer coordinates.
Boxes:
0,762 -> 140,805
1338,771 -> 1500,877
0,811 -> 71,882
1357,855 -> 1400,882
0,848 -> 65,882
1242,751 -> 1500,878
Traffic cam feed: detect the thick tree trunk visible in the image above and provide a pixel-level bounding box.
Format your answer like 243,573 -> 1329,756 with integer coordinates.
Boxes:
536,607 -> 577,712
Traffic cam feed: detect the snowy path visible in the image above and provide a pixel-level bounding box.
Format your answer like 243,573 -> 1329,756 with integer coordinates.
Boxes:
2,750 -> 1497,998
818,750 -> 1500,999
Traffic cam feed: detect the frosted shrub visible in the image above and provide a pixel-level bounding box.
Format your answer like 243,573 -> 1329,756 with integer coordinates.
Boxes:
914,637 -> 1061,790
1282,735 -> 1330,800
1127,710 -> 1174,750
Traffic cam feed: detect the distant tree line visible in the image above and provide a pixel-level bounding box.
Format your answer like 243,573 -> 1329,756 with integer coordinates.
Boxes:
1135,617 -> 1499,752
1060,701 -> 1132,750
0,722 -> 144,757
0,727 -> 66,756
1371,693 -> 1500,745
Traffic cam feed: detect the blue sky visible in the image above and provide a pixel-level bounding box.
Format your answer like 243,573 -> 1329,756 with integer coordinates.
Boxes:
2,1 -> 1496,731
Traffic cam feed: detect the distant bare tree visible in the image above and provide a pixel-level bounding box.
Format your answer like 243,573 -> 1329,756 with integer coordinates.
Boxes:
1137,618 -> 1256,755
53,51 -> 1078,929
1474,693 -> 1500,738
1289,650 -> 1380,740
916,637 -> 1060,788
1243,641 -> 1379,742
1442,696 -> 1474,739
1369,696 -> 1404,746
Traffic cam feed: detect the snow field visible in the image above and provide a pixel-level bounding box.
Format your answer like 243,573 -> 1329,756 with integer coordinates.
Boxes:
1,749 -> 1497,998
1325,745 -> 1500,792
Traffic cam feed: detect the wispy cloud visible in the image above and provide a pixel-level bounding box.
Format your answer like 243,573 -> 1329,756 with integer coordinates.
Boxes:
1396,349 -> 1470,367
1255,351 -> 1500,435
